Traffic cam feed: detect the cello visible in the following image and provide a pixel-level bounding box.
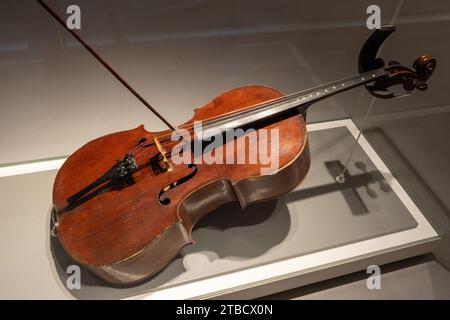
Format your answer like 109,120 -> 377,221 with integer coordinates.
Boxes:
37,1 -> 437,285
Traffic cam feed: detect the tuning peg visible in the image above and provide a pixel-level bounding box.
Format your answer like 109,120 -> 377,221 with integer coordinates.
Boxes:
388,60 -> 400,66
416,82 -> 428,91
413,55 -> 436,80
402,77 -> 417,91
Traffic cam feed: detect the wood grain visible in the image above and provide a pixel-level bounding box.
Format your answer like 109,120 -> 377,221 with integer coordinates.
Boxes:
53,85 -> 308,278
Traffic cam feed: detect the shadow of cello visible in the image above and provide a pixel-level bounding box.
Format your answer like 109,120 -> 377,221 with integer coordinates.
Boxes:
286,160 -> 391,216
49,159 -> 391,298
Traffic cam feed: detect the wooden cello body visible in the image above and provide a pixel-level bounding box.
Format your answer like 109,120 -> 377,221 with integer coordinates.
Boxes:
53,86 -> 310,284
39,2 -> 435,284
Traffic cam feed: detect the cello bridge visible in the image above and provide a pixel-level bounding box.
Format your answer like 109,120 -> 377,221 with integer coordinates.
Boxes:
150,136 -> 174,174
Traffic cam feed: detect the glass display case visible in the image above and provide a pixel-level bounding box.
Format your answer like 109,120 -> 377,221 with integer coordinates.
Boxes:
0,0 -> 448,299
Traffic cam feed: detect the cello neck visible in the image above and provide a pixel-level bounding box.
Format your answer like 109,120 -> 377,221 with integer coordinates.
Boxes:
198,67 -> 388,139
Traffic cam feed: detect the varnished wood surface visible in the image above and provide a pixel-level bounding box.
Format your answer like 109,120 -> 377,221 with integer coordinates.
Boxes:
53,85 -> 308,272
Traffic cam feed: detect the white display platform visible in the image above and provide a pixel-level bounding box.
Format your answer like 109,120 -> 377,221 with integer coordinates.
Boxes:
0,119 -> 440,299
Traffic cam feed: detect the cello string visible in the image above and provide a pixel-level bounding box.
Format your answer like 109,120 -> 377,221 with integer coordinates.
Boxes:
129,66 -> 393,163
158,65 -> 392,144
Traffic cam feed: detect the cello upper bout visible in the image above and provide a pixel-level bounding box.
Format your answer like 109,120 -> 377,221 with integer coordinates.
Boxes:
52,85 -> 309,285
176,85 -> 310,231
187,85 -> 286,123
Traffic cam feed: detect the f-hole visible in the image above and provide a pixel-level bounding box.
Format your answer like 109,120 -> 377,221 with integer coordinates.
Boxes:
158,164 -> 198,205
